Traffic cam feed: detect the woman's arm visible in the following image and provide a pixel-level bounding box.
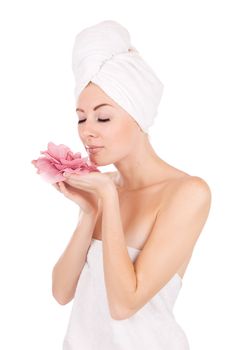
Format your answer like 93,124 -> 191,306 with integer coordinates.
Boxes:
101,177 -> 211,320
52,210 -> 98,305
101,186 -> 138,319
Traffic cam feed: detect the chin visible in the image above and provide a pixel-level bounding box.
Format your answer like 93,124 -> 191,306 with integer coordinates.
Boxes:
89,153 -> 120,167
88,156 -> 109,167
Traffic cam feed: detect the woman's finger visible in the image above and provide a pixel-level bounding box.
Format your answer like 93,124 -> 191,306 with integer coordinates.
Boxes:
59,182 -> 81,202
59,182 -> 72,196
53,183 -> 60,191
63,177 -> 81,184
58,181 -> 65,191
63,178 -> 89,191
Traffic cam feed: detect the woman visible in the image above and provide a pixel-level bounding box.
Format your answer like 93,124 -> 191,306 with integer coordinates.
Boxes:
52,21 -> 211,349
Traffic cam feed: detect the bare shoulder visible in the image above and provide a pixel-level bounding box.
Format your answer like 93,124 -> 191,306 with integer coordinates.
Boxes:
170,175 -> 211,194
177,175 -> 211,197
161,175 -> 212,214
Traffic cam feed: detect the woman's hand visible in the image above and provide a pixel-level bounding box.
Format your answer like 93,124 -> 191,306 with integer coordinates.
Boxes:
53,181 -> 101,215
53,172 -> 115,215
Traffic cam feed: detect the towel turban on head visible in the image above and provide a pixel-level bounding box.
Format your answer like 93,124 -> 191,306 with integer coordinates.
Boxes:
72,20 -> 164,133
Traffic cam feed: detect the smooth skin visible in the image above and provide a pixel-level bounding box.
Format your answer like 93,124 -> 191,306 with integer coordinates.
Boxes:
52,82 -> 211,319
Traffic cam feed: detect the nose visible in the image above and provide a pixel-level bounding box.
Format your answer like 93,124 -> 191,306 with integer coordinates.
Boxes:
79,119 -> 100,140
82,126 -> 98,138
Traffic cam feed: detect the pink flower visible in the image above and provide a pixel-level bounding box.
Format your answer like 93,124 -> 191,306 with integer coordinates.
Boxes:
31,142 -> 100,184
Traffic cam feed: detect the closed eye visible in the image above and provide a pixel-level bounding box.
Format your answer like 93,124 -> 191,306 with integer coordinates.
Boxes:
78,118 -> 110,124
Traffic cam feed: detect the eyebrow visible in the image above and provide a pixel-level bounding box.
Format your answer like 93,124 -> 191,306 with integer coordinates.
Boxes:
76,103 -> 113,113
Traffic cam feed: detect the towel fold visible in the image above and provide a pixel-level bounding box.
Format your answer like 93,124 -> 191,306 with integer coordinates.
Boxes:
72,20 -> 164,133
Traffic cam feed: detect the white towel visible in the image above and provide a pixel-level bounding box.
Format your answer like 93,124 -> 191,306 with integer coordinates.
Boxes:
72,20 -> 164,133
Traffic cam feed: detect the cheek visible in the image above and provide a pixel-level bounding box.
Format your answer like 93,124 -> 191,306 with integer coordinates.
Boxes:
110,133 -> 128,152
110,127 -> 136,153
114,120 -> 134,139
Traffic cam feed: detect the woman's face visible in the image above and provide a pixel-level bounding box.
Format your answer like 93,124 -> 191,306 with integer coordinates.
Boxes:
76,82 -> 142,166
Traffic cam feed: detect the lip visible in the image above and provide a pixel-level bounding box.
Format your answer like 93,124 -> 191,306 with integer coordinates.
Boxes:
86,147 -> 104,154
85,145 -> 103,148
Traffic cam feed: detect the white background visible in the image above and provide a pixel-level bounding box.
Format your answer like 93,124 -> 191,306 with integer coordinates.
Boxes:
0,1 -> 232,349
